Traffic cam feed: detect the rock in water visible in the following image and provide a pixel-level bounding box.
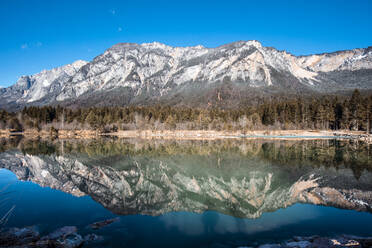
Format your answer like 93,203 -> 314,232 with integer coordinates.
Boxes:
84,233 -> 104,242
89,217 -> 120,230
55,233 -> 84,248
285,241 -> 312,248
41,226 -> 77,240
258,244 -> 281,248
0,226 -> 39,246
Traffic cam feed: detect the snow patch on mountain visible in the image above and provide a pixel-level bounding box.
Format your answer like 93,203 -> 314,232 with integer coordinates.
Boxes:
1,41 -> 372,108
15,60 -> 88,103
297,48 -> 372,72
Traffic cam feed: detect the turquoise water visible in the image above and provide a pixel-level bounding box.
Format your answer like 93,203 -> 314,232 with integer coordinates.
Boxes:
0,138 -> 371,247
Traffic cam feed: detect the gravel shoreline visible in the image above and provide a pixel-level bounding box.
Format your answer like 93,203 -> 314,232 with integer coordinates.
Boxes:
1,129 -> 370,142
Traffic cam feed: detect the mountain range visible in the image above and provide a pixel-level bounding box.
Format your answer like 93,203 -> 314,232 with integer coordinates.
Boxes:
1,40 -> 372,110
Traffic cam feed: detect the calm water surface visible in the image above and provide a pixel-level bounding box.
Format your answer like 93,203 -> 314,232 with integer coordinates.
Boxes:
0,138 -> 371,247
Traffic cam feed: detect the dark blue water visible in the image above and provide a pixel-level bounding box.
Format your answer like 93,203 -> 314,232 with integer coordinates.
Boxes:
2,169 -> 372,248
0,138 -> 372,247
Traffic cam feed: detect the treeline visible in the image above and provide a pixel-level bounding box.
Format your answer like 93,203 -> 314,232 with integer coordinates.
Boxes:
0,89 -> 371,132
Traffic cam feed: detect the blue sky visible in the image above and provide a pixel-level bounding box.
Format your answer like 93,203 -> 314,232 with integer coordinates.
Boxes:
1,0 -> 371,87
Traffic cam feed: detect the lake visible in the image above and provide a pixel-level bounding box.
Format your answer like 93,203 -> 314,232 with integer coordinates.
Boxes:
0,137 -> 371,247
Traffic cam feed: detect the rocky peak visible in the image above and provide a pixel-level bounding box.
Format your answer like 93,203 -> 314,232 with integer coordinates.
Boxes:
1,40 -> 371,110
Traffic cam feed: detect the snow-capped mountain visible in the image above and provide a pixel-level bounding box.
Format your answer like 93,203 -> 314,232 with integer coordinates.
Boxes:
1,41 -> 371,110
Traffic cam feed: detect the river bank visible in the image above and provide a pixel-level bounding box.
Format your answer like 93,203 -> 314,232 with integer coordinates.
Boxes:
0,129 -> 371,142
109,129 -> 372,142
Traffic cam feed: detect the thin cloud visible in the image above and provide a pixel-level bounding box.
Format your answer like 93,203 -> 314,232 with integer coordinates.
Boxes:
21,42 -> 43,50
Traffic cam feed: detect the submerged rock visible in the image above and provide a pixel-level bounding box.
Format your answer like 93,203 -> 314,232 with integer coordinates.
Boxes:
41,226 -> 77,240
89,217 -> 120,230
258,244 -> 281,248
84,233 -> 104,242
284,241 -> 311,248
40,226 -> 83,248
292,236 -> 319,242
55,233 -> 84,248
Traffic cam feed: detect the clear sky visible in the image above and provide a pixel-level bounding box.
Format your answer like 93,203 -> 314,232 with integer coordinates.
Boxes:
1,0 -> 371,87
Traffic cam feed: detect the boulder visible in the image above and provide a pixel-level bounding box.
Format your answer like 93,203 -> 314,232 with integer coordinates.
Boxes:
41,226 -> 77,240
342,235 -> 372,247
0,226 -> 39,246
55,233 -> 84,248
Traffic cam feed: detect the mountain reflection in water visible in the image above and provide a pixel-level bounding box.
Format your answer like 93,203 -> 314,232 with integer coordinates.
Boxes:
0,137 -> 371,219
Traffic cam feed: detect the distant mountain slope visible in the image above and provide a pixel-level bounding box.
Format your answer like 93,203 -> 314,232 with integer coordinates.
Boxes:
0,60 -> 87,110
1,41 -> 371,110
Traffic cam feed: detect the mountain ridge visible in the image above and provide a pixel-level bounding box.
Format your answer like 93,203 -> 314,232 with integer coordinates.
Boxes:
1,40 -> 371,110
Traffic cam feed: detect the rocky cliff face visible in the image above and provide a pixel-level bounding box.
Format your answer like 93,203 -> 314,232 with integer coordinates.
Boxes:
1,41 -> 371,110
1,149 -> 371,218
0,60 -> 87,110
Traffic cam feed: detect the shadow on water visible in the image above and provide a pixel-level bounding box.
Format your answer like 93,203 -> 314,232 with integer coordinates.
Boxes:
203,211 -> 219,236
